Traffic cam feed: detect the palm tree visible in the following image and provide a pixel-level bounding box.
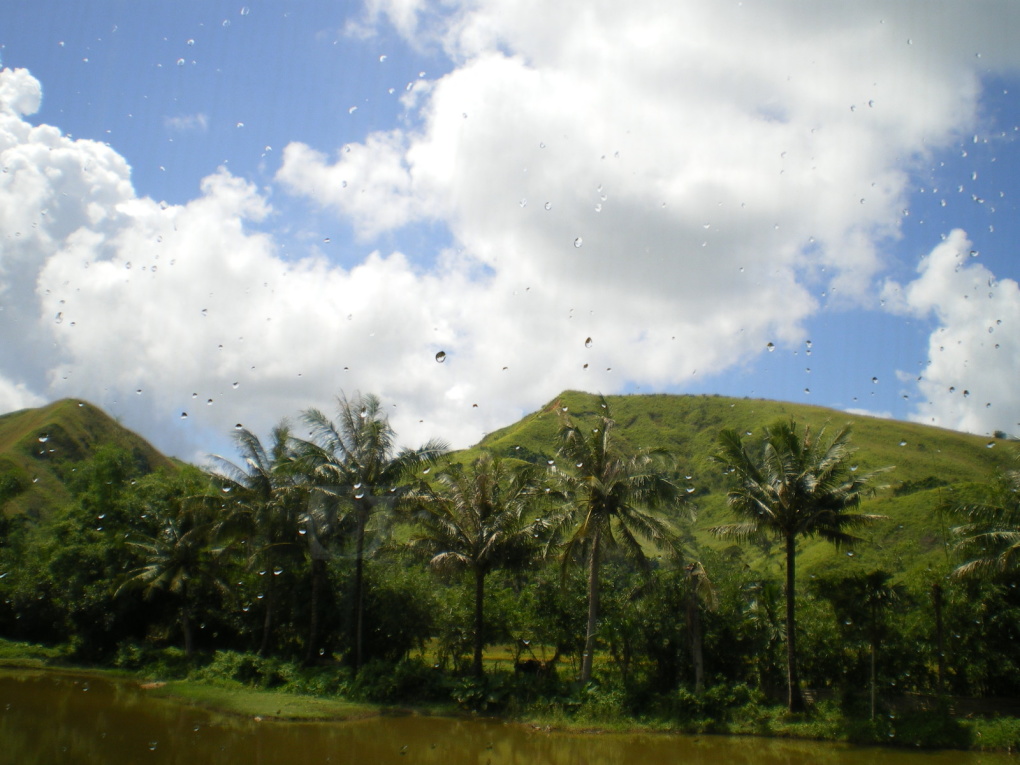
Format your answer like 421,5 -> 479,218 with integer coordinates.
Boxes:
209,422 -> 305,656
300,391 -> 448,670
683,560 -> 717,694
118,469 -> 221,656
406,453 -> 546,676
953,453 -> 1020,578
710,420 -> 888,712
550,397 -> 685,684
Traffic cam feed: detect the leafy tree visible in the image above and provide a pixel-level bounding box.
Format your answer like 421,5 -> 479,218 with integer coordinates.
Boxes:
117,468 -> 222,656
209,423 -> 306,656
813,570 -> 905,719
300,391 -> 448,670
710,421 -> 888,712
550,397 -> 685,684
406,453 -> 545,676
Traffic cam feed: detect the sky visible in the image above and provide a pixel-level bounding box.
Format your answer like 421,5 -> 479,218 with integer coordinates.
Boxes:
1,0 -> 1019,464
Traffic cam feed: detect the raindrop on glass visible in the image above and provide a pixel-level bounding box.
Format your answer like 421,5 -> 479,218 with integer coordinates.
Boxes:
435,351 -> 447,363
573,237 -> 583,248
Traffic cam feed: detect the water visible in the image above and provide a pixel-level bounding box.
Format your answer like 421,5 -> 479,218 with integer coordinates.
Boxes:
0,670 -> 1012,765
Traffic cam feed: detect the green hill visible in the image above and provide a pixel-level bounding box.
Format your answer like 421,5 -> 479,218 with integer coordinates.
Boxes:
469,390 -> 1016,579
0,399 -> 175,517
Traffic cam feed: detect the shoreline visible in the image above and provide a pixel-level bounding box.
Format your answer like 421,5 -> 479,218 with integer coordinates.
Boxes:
2,648 -> 1018,753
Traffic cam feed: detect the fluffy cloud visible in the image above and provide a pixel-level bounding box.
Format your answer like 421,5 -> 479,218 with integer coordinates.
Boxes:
884,229 -> 1020,437
276,0 -> 1020,438
2,1 -> 1019,463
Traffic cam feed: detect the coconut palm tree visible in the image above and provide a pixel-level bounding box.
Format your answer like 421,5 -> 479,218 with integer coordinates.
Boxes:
550,397 -> 685,684
209,422 -> 306,656
710,420 -> 888,712
953,453 -> 1020,578
406,453 -> 546,676
300,392 -> 448,670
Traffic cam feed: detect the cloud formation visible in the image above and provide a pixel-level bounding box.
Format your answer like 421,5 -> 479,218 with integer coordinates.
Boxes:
885,229 -> 1020,437
2,1 -> 1019,462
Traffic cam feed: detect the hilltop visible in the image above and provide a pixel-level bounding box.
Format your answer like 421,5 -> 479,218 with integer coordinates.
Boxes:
469,390 -> 1016,579
0,399 -> 175,517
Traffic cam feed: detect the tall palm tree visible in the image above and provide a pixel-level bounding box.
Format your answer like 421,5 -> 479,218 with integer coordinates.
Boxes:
300,391 -> 448,670
953,453 -> 1020,578
550,397 -> 684,684
209,422 -> 305,656
711,420 -> 888,712
406,453 -> 546,676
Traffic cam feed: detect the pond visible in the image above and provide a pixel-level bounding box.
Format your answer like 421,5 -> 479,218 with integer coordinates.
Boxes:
0,670 -> 1013,765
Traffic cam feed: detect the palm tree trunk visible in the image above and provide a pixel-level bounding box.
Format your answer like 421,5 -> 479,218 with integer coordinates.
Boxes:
259,568 -> 275,656
580,531 -> 601,684
304,557 -> 324,665
181,584 -> 194,658
784,533 -> 805,712
473,568 -> 486,677
686,577 -> 705,694
353,509 -> 366,672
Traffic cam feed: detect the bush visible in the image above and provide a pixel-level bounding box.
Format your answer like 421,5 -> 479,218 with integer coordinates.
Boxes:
349,657 -> 448,703
112,643 -> 193,679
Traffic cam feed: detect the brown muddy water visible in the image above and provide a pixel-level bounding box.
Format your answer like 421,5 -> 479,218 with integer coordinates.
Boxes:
0,669 -> 1013,765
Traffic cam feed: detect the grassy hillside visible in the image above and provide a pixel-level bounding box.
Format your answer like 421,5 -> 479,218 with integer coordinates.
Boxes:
0,399 -> 175,517
469,390 -> 1016,578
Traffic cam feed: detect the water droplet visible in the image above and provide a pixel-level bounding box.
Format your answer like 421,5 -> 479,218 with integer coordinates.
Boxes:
235,423 -> 243,430
573,237 -> 583,248
180,412 -> 188,419
435,351 -> 447,363
519,198 -> 527,208
379,54 -> 387,62
872,376 -> 879,384
584,337 -> 592,348
273,567 -> 283,576
148,741 -> 159,751
986,442 -> 996,448
354,491 -> 365,499
38,434 -> 49,443
221,486 -> 232,493
239,5 -> 251,15
850,465 -> 858,472
348,106 -> 358,114
422,467 -> 430,475
899,440 -> 907,447
187,39 -> 195,47
766,342 -> 775,352
686,487 -> 696,494
544,202 -> 552,210
176,58 -> 185,67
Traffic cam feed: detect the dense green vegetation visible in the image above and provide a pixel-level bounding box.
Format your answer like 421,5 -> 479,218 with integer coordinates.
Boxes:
1,392 -> 1019,749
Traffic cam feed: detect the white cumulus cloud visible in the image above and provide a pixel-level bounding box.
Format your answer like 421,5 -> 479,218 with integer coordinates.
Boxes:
884,229 -> 1020,437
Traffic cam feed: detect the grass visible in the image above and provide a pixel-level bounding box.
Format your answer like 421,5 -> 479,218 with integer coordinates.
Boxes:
148,680 -> 381,721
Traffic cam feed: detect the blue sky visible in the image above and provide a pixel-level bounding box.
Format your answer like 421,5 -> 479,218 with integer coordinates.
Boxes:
1,1 -> 1018,462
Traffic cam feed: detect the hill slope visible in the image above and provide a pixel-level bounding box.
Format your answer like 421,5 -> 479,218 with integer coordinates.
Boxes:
469,390 -> 1016,578
0,399 -> 175,517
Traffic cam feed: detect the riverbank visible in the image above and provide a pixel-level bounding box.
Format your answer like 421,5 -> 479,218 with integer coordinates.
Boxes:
2,639 -> 1018,752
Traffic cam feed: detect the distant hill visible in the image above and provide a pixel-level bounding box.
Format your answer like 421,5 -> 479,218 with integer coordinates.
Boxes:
0,399 -> 175,517
468,390 -> 1018,579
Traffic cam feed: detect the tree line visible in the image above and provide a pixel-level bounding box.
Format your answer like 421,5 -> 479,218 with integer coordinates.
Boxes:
1,391 -> 1018,719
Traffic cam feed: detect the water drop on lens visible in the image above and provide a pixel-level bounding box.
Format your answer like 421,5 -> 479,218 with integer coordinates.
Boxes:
766,342 -> 775,352
573,237 -> 583,248
435,351 -> 446,363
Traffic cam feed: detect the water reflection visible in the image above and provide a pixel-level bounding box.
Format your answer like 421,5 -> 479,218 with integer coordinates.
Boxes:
0,670 -> 1013,765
